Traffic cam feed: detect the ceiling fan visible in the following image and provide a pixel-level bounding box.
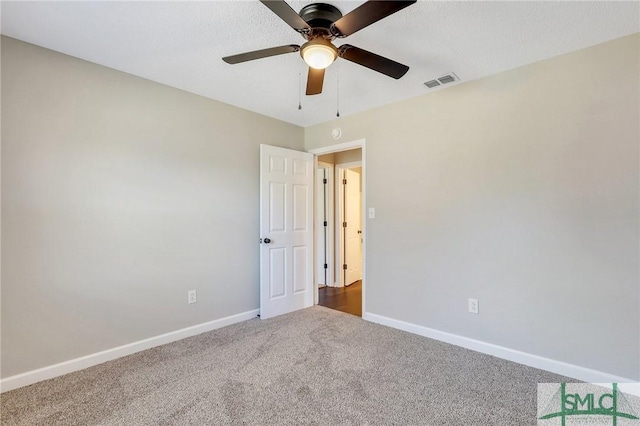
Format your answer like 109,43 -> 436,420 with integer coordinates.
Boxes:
222,0 -> 416,95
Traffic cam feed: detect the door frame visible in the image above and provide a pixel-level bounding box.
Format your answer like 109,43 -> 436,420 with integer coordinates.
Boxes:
316,161 -> 335,289
335,161 -> 362,287
308,139 -> 367,315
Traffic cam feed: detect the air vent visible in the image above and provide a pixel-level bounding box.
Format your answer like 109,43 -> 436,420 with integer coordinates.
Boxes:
424,72 -> 459,89
438,75 -> 456,84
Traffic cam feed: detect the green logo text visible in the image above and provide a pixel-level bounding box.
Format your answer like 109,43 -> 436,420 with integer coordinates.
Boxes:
539,383 -> 639,425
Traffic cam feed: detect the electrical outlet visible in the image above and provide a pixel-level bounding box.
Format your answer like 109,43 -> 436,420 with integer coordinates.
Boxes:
468,298 -> 479,314
188,290 -> 197,304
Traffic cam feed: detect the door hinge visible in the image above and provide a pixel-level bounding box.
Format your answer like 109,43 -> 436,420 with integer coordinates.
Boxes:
343,179 -> 347,185
324,221 -> 328,227
343,222 -> 347,228
343,264 -> 347,270
324,263 -> 328,269
323,178 -> 327,184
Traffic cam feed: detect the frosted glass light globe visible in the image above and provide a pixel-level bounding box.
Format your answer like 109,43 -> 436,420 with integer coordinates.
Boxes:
301,41 -> 337,70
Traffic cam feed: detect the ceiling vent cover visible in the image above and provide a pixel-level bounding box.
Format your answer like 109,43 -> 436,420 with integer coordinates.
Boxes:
424,72 -> 459,89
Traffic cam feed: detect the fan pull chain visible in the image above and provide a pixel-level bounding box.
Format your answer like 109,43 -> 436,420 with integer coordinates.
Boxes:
336,60 -> 340,117
298,60 -> 302,110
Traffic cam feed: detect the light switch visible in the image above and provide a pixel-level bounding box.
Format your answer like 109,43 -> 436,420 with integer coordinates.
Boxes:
368,207 -> 376,219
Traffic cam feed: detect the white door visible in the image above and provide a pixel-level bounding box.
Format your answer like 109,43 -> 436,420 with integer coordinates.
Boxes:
260,144 -> 314,319
344,169 -> 362,285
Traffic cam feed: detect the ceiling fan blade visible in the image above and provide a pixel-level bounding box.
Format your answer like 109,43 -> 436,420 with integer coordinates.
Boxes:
306,67 -> 325,95
338,44 -> 409,79
331,1 -> 416,37
222,45 -> 300,64
260,0 -> 311,33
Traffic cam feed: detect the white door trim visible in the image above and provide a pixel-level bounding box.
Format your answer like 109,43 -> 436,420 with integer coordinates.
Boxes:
308,139 -> 366,155
309,139 -> 367,316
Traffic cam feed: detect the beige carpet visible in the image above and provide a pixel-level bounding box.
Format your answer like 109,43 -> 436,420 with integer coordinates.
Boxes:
1,306 -> 572,425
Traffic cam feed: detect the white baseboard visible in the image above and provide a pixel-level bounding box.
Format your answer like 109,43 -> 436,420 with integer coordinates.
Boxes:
362,311 -> 635,384
0,309 -> 259,393
2,309 -> 634,394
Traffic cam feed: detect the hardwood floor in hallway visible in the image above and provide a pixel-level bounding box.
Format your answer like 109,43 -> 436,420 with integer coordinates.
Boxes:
318,280 -> 362,317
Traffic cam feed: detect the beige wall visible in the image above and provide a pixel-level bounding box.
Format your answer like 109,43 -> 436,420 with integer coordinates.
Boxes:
306,34 -> 640,380
1,37 -> 304,378
318,148 -> 362,165
335,149 -> 362,165
2,33 -> 639,381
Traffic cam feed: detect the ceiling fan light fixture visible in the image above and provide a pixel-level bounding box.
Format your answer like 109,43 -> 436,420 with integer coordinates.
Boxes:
301,39 -> 337,70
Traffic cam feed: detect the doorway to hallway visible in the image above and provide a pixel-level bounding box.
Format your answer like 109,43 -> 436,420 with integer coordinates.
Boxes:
314,143 -> 364,317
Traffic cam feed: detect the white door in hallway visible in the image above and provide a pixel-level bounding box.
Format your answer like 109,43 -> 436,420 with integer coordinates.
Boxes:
260,144 -> 314,319
344,168 -> 362,285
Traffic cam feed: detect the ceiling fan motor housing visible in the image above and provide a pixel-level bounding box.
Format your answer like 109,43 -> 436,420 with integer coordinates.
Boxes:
299,3 -> 342,38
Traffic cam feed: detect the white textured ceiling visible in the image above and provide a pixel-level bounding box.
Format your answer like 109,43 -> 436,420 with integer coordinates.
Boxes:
1,1 -> 638,127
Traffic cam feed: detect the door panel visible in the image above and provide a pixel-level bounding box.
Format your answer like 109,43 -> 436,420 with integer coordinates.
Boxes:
293,159 -> 308,175
292,246 -> 308,293
269,248 -> 286,298
269,183 -> 286,232
260,144 -> 314,319
293,185 -> 308,231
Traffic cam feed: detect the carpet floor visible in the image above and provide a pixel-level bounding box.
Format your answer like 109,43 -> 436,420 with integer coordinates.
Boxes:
1,306 -> 572,425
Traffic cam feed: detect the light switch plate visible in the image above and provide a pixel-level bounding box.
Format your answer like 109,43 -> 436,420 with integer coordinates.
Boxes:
468,298 -> 479,314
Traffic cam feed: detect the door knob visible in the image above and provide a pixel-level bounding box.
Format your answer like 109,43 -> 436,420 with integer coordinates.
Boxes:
263,238 -> 271,244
